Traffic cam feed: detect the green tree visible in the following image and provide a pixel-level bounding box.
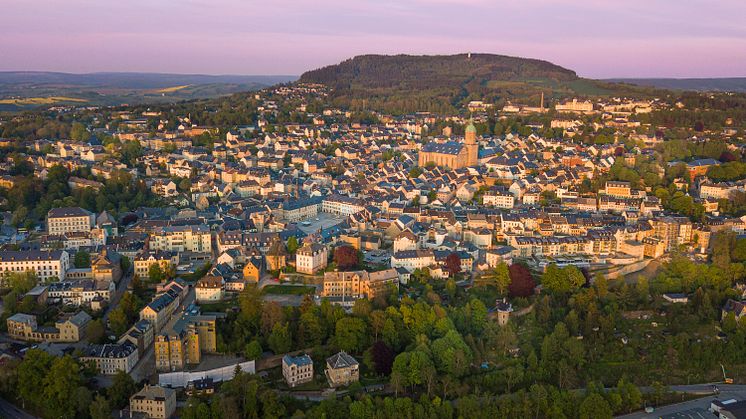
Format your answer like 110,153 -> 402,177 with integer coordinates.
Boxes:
107,370 -> 137,409
579,393 -> 613,419
74,250 -> 91,268
87,319 -> 105,344
431,329 -> 473,378
297,311 -> 324,348
108,306 -> 130,336
11,205 -> 28,227
287,236 -> 299,254
334,317 -> 368,353
17,349 -> 53,408
3,271 -> 38,293
70,122 -> 90,142
542,264 -> 585,294
148,263 -> 164,282
89,395 -> 111,419
268,322 -> 292,354
43,355 -> 82,418
244,339 -> 263,360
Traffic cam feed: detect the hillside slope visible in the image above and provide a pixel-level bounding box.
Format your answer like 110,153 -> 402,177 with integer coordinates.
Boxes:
299,53 -> 643,114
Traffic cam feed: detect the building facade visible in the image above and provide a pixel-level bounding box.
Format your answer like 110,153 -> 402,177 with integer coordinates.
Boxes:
325,351 -> 359,387
129,385 -> 176,419
418,120 -> 478,169
282,354 -> 314,388
0,250 -> 70,282
296,243 -> 328,274
47,207 -> 94,235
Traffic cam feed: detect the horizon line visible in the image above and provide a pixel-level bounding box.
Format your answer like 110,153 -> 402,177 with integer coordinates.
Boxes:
1,69 -> 746,81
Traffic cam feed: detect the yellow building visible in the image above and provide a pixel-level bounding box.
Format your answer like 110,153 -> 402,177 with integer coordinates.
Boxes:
242,257 -> 263,282
154,314 -> 216,372
604,181 -> 632,198
418,120 -> 478,169
322,269 -> 399,302
134,250 -> 178,279
129,385 -> 176,419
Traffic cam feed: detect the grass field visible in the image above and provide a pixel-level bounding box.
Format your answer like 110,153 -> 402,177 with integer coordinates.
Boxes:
262,285 -> 316,295
155,85 -> 191,93
0,96 -> 87,105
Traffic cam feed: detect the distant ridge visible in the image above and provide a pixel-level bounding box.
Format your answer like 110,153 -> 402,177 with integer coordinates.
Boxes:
606,77 -> 746,93
0,71 -> 298,110
0,71 -> 297,89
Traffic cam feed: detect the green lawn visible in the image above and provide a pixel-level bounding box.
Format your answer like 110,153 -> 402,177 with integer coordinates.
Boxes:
262,285 -> 316,295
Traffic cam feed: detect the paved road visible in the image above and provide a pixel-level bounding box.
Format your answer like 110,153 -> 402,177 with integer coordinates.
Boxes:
618,384 -> 746,418
101,268 -> 134,327
0,397 -> 37,419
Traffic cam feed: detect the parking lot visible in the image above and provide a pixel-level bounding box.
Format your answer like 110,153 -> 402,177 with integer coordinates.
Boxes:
363,249 -> 391,266
296,212 -> 347,234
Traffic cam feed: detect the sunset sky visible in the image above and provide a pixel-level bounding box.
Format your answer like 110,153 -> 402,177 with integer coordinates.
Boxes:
2,0 -> 745,78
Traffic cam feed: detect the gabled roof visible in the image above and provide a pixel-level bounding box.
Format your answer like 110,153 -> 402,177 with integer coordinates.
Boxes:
326,351 -> 358,369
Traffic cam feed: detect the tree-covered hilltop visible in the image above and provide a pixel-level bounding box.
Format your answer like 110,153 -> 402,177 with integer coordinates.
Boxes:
299,53 -> 658,114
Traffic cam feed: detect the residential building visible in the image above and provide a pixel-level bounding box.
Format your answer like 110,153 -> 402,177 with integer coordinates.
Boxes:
7,311 -> 90,342
129,385 -> 176,419
390,250 -> 436,273
149,224 -> 211,253
242,256 -> 263,282
322,194 -> 366,216
47,207 -> 94,235
322,269 -> 399,303
195,276 -> 224,303
134,251 -> 179,279
325,351 -> 359,387
80,342 -> 139,374
296,243 -> 328,274
0,250 -> 70,281
283,354 -> 314,388
604,181 -> 632,198
154,314 -> 216,372
140,285 -> 183,332
483,191 -> 515,209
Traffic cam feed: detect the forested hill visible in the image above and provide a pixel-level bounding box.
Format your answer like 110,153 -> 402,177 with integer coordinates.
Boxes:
298,53 -> 649,114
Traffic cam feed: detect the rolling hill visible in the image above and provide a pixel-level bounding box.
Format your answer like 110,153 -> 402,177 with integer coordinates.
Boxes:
0,72 -> 297,111
606,77 -> 746,93
299,53 -> 655,114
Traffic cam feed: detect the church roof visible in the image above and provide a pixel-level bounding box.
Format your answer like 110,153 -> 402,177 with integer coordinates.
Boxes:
422,141 -> 463,155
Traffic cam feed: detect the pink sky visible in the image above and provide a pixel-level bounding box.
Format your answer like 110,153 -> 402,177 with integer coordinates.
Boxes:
1,0 -> 745,78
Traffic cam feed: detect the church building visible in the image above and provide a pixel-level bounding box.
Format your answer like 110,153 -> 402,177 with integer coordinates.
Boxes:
418,120 -> 479,169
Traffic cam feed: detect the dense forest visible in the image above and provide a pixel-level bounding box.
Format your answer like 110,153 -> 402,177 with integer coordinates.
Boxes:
298,54 -> 662,114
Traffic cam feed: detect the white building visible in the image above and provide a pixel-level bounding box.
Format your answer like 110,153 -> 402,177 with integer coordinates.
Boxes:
0,250 -> 70,282
80,342 -> 139,374
390,250 -> 435,273
483,191 -> 515,209
195,276 -> 224,303
47,207 -> 95,235
322,194 -> 366,216
296,243 -> 328,274
149,225 -> 211,253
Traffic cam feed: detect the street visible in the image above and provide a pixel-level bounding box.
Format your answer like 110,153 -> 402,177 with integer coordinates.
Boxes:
101,267 -> 134,326
0,397 -> 37,419
617,384 -> 746,418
